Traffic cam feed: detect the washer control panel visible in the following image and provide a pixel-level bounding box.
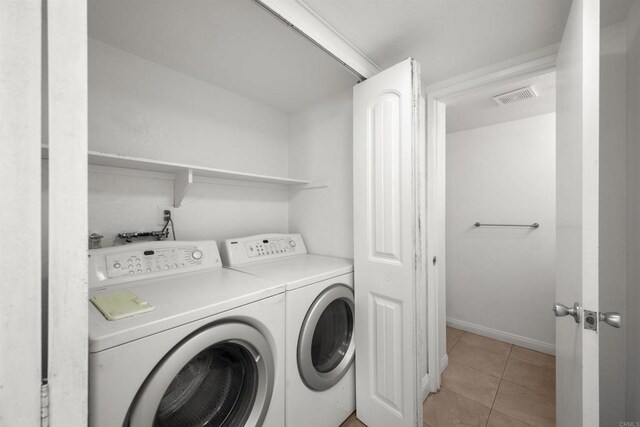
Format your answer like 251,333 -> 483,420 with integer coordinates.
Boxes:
220,233 -> 307,266
89,240 -> 220,288
105,246 -> 203,278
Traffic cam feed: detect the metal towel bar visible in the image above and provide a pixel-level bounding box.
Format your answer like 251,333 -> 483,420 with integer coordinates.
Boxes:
474,222 -> 539,228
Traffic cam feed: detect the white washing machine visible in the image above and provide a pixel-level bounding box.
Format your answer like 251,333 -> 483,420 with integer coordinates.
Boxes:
220,234 -> 355,427
88,240 -> 285,427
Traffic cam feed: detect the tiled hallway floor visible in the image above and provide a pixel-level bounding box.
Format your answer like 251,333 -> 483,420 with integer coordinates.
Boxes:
341,327 -> 556,427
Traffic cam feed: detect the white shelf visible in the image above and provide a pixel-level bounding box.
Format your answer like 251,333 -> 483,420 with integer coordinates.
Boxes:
41,146 -> 315,207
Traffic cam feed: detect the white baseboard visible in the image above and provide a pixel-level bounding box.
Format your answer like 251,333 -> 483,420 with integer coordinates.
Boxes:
447,317 -> 555,355
440,354 -> 448,374
421,374 -> 431,401
423,355 -> 448,400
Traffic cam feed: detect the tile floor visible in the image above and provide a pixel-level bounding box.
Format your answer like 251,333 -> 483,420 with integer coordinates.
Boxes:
340,327 -> 556,427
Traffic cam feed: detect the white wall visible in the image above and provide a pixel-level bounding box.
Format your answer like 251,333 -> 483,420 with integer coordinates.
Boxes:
288,90 -> 354,259
626,0 -> 640,420
89,39 -> 289,176
446,113 -> 556,353
77,40 -> 292,247
86,168 -> 290,248
599,20 -> 629,426
83,39 -> 357,250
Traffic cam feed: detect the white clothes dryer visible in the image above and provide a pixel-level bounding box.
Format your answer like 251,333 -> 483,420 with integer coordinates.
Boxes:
221,234 -> 355,427
88,240 -> 285,427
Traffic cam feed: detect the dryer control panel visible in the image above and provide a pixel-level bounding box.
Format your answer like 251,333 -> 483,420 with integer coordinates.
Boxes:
220,233 -> 307,266
89,240 -> 220,288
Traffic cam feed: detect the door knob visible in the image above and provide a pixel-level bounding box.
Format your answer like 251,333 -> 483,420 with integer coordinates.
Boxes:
553,302 -> 580,323
599,312 -> 622,328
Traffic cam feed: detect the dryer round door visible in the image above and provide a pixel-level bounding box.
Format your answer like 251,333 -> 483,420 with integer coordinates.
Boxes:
297,283 -> 355,391
128,322 -> 274,427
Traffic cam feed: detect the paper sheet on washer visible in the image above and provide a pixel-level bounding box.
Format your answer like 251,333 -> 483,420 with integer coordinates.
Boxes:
90,289 -> 155,321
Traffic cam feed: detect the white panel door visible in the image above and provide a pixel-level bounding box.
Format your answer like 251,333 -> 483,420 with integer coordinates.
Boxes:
353,58 -> 425,427
555,0 -> 600,425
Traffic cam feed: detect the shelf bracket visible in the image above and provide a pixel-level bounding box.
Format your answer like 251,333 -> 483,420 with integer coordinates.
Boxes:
295,180 -> 330,190
174,168 -> 193,208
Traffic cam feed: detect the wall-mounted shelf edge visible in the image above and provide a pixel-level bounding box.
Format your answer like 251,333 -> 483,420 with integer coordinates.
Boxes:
294,180 -> 330,190
41,146 -> 316,207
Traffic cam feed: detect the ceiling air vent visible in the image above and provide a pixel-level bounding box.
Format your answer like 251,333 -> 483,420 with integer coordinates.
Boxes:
492,86 -> 537,106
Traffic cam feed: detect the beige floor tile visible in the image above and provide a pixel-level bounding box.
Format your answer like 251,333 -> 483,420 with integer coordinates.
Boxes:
447,327 -> 464,340
493,380 -> 556,427
510,346 -> 555,369
424,388 -> 490,427
340,412 -> 367,427
448,341 -> 509,377
486,410 -> 531,427
458,333 -> 512,356
441,360 -> 500,407
446,327 -> 463,352
502,357 -> 555,397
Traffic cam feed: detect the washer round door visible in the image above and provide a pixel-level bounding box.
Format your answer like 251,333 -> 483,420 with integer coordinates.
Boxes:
128,322 -> 274,427
297,284 -> 355,391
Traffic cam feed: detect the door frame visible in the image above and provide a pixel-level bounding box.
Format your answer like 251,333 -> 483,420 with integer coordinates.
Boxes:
423,47 -> 558,392
46,0 -> 89,425
37,1 -> 379,424
0,1 -> 43,425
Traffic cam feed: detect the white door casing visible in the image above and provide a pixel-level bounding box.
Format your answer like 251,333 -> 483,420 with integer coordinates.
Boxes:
0,1 -> 42,425
425,98 -> 446,392
47,0 -> 89,424
417,95 -> 429,398
555,0 -> 600,425
353,58 -> 425,427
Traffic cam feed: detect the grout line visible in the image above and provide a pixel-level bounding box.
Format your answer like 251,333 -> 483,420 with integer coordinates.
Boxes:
501,345 -> 514,378
448,336 -> 460,352
455,331 -> 515,357
499,377 -> 556,399
444,342 -> 503,380
489,341 -> 512,418
446,357 -> 502,381
438,331 -> 555,426
503,347 -> 557,398
489,378 -> 502,412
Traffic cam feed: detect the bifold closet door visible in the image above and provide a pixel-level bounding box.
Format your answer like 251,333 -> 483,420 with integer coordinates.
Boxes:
353,58 -> 426,427
0,1 -> 43,425
47,0 -> 89,425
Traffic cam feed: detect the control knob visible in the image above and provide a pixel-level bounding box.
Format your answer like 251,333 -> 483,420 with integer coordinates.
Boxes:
192,249 -> 203,260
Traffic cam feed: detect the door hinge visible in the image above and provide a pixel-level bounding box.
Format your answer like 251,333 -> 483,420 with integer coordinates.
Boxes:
433,256 -> 437,265
41,380 -> 49,427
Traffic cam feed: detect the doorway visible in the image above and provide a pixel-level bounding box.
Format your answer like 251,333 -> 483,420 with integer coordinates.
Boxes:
427,66 -> 558,426
425,10 -> 633,425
